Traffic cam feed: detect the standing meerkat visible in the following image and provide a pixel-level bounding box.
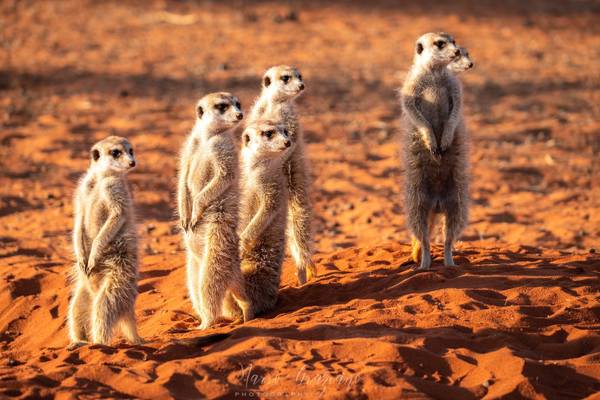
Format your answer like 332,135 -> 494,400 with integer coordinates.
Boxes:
400,32 -> 470,270
223,120 -> 294,317
448,47 -> 474,73
177,92 -> 253,329
68,136 -> 142,346
247,65 -> 316,285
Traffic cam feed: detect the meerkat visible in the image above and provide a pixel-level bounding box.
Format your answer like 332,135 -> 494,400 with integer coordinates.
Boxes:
223,120 -> 294,318
68,136 -> 142,347
247,65 -> 316,285
448,47 -> 474,73
400,32 -> 469,270
177,92 -> 253,329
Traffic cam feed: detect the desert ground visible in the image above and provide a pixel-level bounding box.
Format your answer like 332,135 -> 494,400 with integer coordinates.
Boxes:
1,1 -> 599,399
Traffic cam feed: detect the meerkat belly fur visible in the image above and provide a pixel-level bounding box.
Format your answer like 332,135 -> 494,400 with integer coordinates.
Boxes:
400,32 -> 470,270
177,92 -> 253,329
247,65 -> 316,285
68,136 -> 141,346
223,120 -> 294,317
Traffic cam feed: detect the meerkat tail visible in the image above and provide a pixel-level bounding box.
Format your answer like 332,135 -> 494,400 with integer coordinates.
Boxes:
411,236 -> 421,263
287,205 -> 316,284
411,212 -> 438,264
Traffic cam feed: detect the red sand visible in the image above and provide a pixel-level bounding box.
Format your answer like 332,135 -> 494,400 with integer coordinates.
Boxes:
1,1 -> 599,398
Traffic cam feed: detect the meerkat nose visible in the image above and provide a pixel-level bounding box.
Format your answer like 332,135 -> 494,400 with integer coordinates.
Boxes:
129,160 -> 136,167
468,62 -> 474,68
298,83 -> 305,91
236,113 -> 243,120
285,140 -> 291,148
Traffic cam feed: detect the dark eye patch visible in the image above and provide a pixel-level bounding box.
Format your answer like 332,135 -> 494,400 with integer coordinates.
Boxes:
215,103 -> 229,113
435,40 -> 446,49
111,149 -> 122,158
129,148 -> 134,156
298,74 -> 302,80
281,75 -> 290,83
235,101 -> 241,109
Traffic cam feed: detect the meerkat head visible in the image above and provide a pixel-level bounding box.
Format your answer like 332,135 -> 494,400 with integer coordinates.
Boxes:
414,32 -> 460,69
448,46 -> 474,73
195,92 -> 243,133
90,136 -> 136,174
261,65 -> 305,102
242,120 -> 294,160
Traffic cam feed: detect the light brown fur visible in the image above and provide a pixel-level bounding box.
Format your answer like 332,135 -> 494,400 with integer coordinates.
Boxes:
247,65 -> 316,285
177,92 -> 253,329
68,136 -> 141,346
224,120 -> 294,317
401,32 -> 470,269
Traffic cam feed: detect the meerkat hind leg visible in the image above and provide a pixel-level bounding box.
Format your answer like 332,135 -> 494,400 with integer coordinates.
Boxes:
185,246 -> 204,319
118,311 -> 142,345
411,211 -> 437,266
68,281 -> 92,344
443,214 -> 457,267
90,279 -> 120,345
196,224 -> 231,330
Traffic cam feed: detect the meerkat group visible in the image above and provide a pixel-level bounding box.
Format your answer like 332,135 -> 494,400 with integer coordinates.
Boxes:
67,32 -> 473,346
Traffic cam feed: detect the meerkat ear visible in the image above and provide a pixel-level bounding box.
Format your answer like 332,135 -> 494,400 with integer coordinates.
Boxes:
243,134 -> 251,146
416,42 -> 424,55
197,105 -> 204,119
263,76 -> 271,87
91,149 -> 100,161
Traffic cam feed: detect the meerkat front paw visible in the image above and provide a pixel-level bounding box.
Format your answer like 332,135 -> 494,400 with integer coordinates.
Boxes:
86,255 -> 98,276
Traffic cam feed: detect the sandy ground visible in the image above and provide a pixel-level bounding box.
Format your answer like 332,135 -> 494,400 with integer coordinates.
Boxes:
1,1 -> 599,398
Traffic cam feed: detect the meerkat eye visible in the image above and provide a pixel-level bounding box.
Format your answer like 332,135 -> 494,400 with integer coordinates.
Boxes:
235,101 -> 241,109
283,129 -> 289,137
298,74 -> 303,80
435,40 -> 446,49
263,130 -> 274,139
451,39 -> 456,45
281,75 -> 290,84
215,103 -> 229,113
92,149 -> 100,161
111,149 -> 122,158
129,148 -> 134,156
